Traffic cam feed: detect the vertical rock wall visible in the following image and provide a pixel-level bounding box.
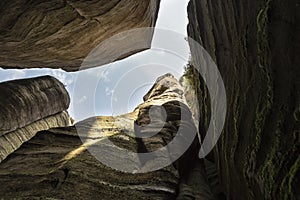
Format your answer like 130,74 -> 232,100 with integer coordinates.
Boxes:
187,0 -> 300,199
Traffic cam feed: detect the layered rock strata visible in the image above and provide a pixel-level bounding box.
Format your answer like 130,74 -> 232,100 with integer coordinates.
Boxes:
0,74 -> 213,199
0,0 -> 160,71
0,76 -> 72,162
187,0 -> 300,199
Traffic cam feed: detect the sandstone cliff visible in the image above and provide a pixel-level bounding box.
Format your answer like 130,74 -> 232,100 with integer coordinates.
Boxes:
0,76 -> 72,162
187,0 -> 300,199
0,0 -> 160,71
0,74 -> 214,199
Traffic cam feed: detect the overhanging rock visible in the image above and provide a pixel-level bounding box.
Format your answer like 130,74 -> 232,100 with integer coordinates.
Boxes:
0,0 -> 160,71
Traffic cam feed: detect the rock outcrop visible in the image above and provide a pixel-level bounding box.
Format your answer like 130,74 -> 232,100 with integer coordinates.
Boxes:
187,0 -> 300,199
0,76 -> 72,162
0,0 -> 160,71
0,74 -> 214,199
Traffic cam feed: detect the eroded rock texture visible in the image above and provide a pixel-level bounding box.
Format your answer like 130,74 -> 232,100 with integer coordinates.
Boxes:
0,111 -> 71,162
0,0 -> 160,71
0,74 -> 213,199
0,76 -> 70,135
187,0 -> 300,199
0,76 -> 72,162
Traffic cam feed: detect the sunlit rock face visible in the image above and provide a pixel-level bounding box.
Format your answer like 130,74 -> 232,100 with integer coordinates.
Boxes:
187,0 -> 300,199
0,76 -> 72,162
0,0 -> 160,71
0,74 -> 214,199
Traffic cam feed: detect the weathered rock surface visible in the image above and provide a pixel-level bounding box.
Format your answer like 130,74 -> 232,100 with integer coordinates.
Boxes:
0,111 -> 71,162
0,74 -> 213,199
0,75 -> 70,135
0,76 -> 72,163
187,0 -> 300,199
0,0 -> 160,71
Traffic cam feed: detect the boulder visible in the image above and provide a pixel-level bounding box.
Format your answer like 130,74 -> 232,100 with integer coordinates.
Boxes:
0,75 -> 70,135
0,76 -> 72,163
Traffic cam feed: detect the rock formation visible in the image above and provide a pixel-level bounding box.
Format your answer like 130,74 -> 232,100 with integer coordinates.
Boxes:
0,76 -> 72,162
187,0 -> 300,199
0,0 -> 299,199
0,0 -> 160,71
0,74 -> 215,199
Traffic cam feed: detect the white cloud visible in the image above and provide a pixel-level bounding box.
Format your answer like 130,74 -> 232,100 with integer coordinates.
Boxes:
96,67 -> 112,82
82,64 -> 112,83
49,70 -> 74,86
0,69 -> 27,83
105,87 -> 114,96
76,95 -> 87,104
10,70 -> 26,79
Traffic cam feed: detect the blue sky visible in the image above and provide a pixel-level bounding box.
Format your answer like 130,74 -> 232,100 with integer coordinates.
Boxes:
0,0 -> 190,122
